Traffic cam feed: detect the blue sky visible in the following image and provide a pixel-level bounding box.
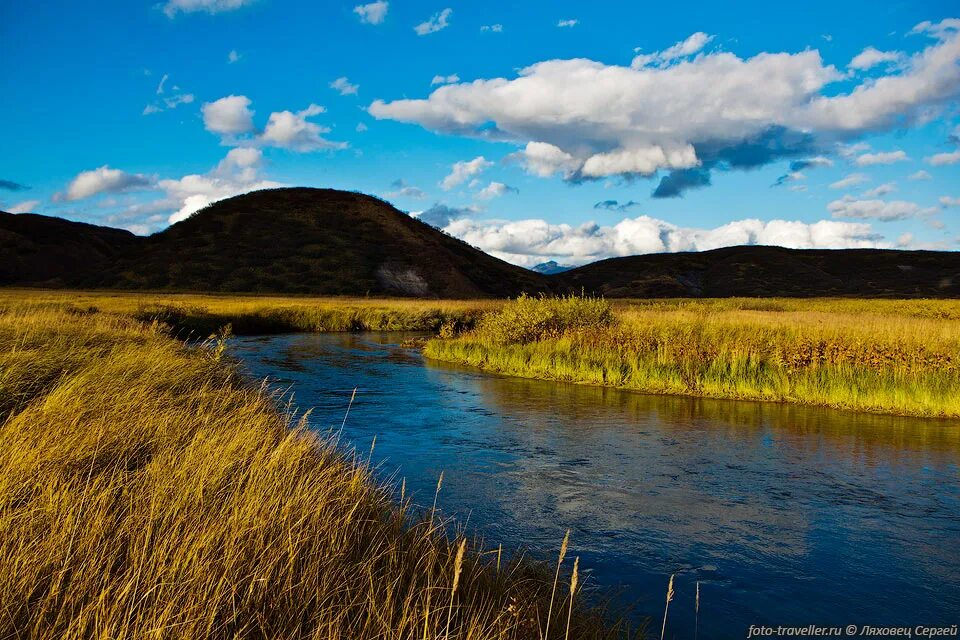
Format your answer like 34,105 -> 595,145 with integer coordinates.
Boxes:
1,1 -> 959,266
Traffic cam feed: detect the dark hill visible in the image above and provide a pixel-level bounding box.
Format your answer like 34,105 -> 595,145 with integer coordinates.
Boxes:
0,211 -> 138,287
555,245 -> 960,298
4,189 -> 960,298
2,189 -> 547,297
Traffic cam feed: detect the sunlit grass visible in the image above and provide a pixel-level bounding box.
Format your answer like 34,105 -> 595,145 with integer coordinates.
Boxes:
425,295 -> 960,418
0,289 -> 500,336
0,302 -> 624,639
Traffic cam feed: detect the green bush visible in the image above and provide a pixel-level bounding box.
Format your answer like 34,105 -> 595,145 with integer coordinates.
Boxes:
476,293 -> 614,344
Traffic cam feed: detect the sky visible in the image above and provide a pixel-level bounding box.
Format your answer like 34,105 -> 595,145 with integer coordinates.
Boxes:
1,1 -> 959,267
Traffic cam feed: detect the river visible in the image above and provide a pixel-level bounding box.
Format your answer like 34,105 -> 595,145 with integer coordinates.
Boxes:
231,332 -> 960,638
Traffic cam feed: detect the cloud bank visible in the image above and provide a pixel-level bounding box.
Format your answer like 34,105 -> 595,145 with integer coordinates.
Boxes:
439,214 -> 888,267
370,20 -> 960,196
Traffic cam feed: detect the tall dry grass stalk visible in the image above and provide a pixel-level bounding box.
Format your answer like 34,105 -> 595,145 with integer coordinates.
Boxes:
341,386 -> 358,432
0,304 -> 625,640
544,529 -> 571,640
660,574 -> 675,640
694,581 -> 700,640
430,470 -> 445,530
445,538 -> 468,639
565,556 -> 580,640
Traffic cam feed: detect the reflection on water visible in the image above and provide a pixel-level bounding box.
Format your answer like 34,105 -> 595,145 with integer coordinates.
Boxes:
231,332 -> 960,638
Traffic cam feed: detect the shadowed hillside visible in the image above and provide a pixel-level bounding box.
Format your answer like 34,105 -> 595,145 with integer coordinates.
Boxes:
0,212 -> 138,287
1,189 -> 548,298
555,245 -> 960,298
4,189 -> 960,298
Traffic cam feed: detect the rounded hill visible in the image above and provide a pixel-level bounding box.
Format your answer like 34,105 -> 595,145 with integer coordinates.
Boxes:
92,188 -> 548,297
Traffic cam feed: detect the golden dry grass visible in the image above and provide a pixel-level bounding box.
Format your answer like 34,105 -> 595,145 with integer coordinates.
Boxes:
0,289 -> 501,336
425,295 -> 960,418
0,302 -> 624,639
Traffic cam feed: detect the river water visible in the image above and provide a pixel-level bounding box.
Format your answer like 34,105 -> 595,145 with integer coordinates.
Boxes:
231,332 -> 960,638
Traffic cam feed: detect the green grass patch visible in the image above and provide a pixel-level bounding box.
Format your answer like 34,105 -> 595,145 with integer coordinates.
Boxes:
425,295 -> 960,418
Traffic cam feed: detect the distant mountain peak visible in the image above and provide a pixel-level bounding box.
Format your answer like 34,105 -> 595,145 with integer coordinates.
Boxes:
531,260 -> 573,275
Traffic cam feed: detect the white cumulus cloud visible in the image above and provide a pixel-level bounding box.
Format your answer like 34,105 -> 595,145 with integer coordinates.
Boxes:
940,196 -> 960,207
908,170 -> 933,180
142,74 -> 194,115
632,32 -> 714,68
202,96 -> 346,152
926,150 -> 960,165
330,77 -> 359,95
6,200 -> 40,214
58,166 -> 154,201
369,20 -> 960,195
202,95 -> 255,136
415,8 -> 451,35
848,47 -> 903,71
556,19 -> 578,28
440,156 -> 492,190
431,74 -> 460,85
862,182 -> 897,197
163,148 -> 282,224
855,150 -> 909,166
259,104 -> 346,152
827,195 -> 936,221
510,142 -> 579,178
354,1 -> 388,24
475,181 -> 518,200
162,0 -> 254,18
829,173 -> 870,189
440,214 -> 887,267
384,179 -> 427,200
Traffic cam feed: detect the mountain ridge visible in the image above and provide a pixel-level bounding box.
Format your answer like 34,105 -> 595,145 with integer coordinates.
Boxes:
3,187 -> 960,298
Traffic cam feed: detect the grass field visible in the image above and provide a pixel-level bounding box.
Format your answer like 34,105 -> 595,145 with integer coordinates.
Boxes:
0,299 -> 626,639
4,289 -> 960,417
424,295 -> 960,418
0,289 -> 499,335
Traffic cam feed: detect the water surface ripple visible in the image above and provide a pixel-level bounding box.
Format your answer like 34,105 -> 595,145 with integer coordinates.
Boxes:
231,332 -> 960,638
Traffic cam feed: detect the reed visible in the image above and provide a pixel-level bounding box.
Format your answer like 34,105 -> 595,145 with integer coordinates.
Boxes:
659,574 -> 675,640
446,537 -> 468,638
544,529 -> 571,640
0,303 -> 623,639
694,581 -> 700,640
566,557 -> 580,640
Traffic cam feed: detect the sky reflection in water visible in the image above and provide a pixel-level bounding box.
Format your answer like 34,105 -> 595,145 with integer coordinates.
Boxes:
231,332 -> 960,637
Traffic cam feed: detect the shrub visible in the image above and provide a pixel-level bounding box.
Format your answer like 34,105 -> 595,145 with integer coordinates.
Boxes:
476,294 -> 614,344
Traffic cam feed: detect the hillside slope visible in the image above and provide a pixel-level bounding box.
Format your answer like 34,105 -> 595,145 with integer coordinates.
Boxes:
5,190 -> 960,298
556,245 -> 960,298
3,189 -> 548,297
0,211 -> 139,287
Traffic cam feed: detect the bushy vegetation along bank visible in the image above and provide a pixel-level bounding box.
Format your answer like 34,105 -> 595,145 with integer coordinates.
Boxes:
0,289 -> 499,336
0,303 -> 623,639
424,295 -> 960,418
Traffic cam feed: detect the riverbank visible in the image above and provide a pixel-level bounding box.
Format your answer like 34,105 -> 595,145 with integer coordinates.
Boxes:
424,295 -> 960,418
0,289 -> 500,335
0,303 -> 621,639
